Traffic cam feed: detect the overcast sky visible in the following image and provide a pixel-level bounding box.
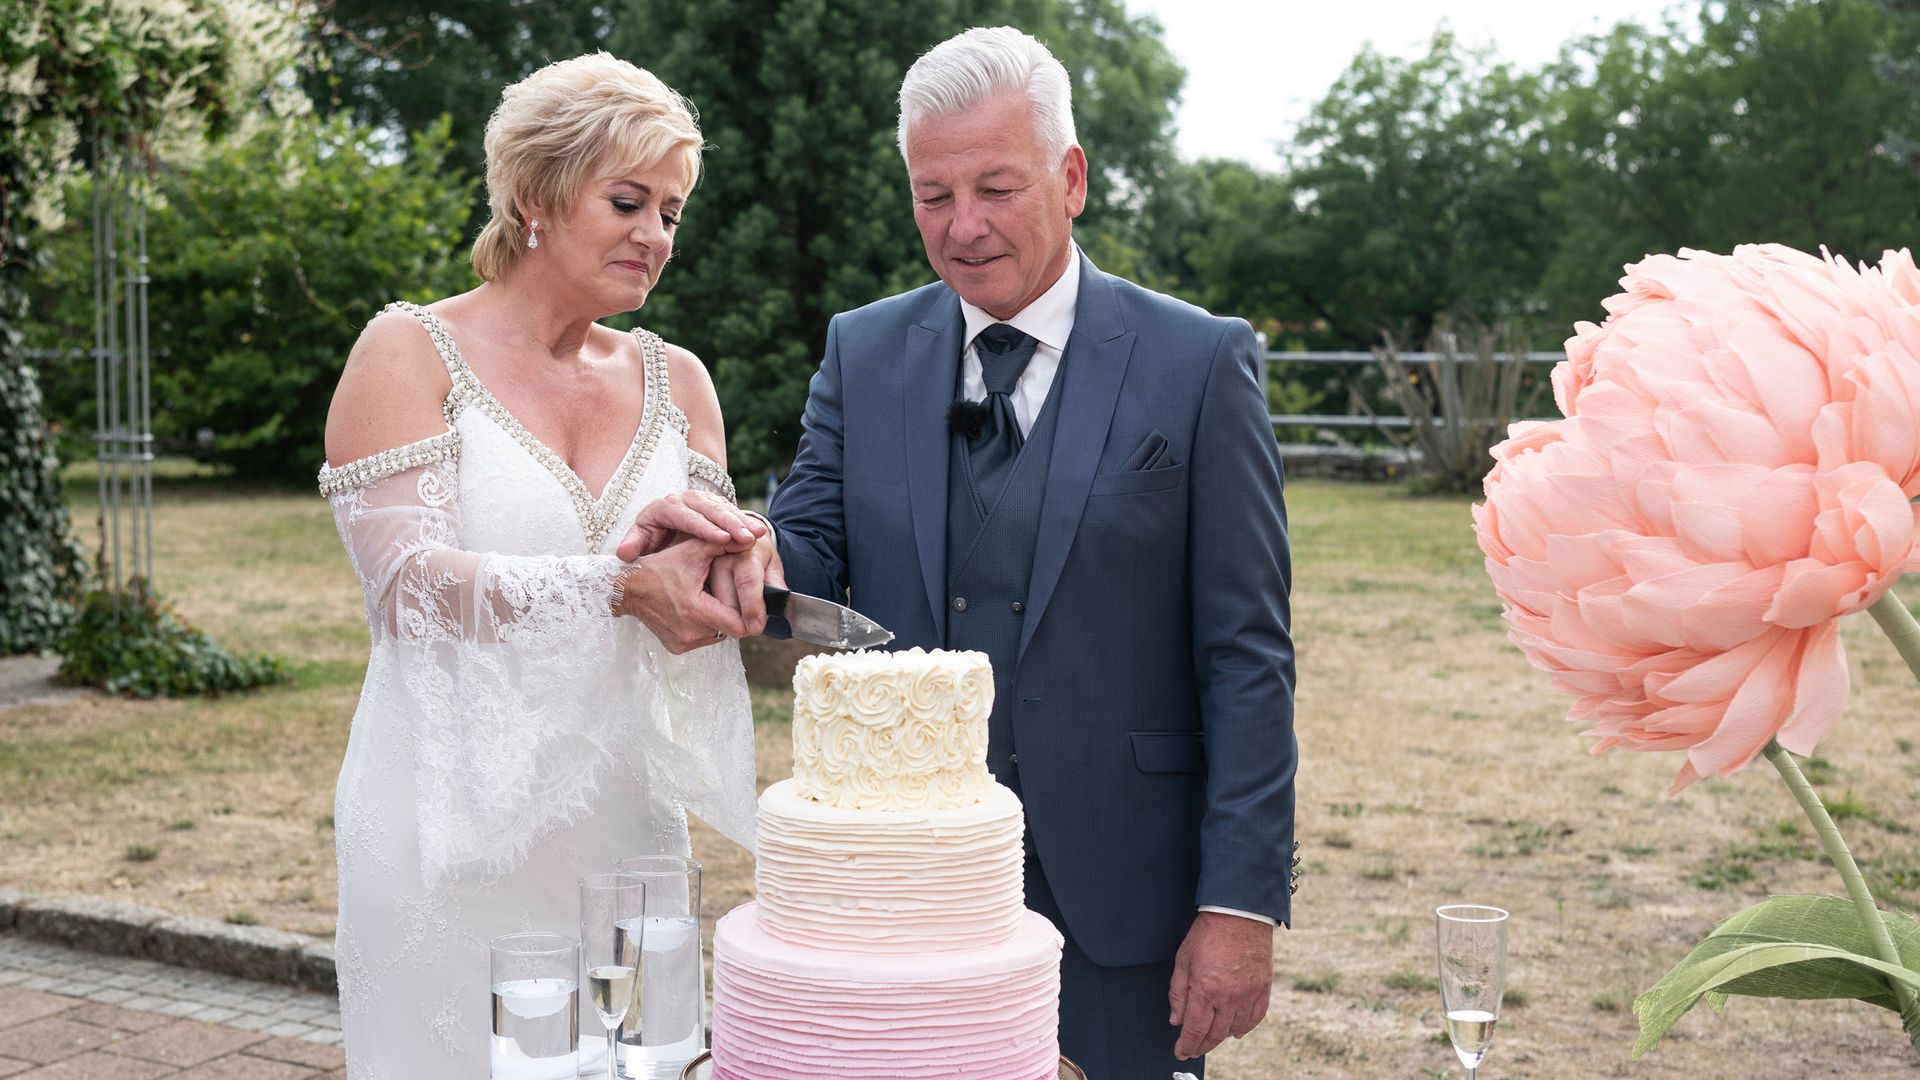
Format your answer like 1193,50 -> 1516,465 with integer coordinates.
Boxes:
1125,0 -> 1688,168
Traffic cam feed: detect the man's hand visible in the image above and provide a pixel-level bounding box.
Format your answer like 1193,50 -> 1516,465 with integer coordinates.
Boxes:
1168,911 -> 1274,1060
705,533 -> 786,637
615,491 -> 765,563
615,539 -> 748,652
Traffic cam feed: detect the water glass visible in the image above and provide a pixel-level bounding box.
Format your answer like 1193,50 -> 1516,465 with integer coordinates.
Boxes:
1435,904 -> 1509,1079
489,931 -> 579,1080
611,855 -> 704,1078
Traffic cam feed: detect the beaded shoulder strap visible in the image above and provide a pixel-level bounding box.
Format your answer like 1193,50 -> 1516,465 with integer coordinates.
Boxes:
383,300 -> 481,422
636,328 -> 735,504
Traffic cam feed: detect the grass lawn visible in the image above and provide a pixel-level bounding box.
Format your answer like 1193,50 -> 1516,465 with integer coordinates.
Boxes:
5,470 -> 1920,1076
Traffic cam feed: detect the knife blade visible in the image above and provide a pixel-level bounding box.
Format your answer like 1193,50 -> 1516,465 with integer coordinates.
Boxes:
762,585 -> 895,649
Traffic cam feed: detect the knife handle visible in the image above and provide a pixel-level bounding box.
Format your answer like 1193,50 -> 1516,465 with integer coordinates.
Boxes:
762,585 -> 793,640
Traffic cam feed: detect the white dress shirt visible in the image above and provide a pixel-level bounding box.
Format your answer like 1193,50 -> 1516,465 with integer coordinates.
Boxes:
956,246 -> 1276,931
959,248 -> 1080,435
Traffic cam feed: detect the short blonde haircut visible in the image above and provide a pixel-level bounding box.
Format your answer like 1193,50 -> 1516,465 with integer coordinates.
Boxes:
472,53 -> 702,282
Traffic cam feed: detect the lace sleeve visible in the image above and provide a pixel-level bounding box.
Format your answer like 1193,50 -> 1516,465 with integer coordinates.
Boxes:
324,436 -> 623,642
323,436 -> 640,883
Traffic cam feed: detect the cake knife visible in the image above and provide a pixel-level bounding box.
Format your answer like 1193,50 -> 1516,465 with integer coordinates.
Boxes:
761,585 -> 895,649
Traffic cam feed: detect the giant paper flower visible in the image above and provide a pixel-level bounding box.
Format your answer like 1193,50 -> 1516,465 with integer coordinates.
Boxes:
1475,244 -> 1920,793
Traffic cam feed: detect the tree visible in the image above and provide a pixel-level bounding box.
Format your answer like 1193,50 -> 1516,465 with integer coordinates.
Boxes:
1876,0 -> 1920,172
0,0 -> 297,654
608,0 -> 1185,481
1540,0 -> 1920,328
1280,28 -> 1561,349
27,116 -> 477,479
1023,0 -> 1185,282
305,0 -> 614,216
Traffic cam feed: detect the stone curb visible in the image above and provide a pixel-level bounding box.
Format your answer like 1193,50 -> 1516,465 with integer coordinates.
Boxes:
0,887 -> 335,992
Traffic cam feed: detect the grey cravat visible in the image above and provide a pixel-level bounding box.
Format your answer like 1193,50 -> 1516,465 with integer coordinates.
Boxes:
968,323 -> 1039,510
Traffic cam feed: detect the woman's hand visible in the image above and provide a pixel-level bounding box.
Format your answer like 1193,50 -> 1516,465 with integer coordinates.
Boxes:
613,539 -> 748,653
705,535 -> 786,638
615,492 -> 764,562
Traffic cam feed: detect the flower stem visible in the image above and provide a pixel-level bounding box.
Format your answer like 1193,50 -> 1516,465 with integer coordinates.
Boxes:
1763,740 -> 1918,1025
1868,591 -> 1920,684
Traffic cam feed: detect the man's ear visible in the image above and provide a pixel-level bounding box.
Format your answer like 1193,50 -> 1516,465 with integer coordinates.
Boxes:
1063,145 -> 1089,220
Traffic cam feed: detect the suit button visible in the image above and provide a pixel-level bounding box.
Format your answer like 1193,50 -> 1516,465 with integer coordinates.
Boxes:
1009,753 -> 1019,767
953,596 -> 968,612
1010,601 -> 1024,613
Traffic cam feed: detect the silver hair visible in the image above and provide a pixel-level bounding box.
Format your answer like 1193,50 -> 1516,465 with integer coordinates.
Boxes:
897,26 -> 1077,167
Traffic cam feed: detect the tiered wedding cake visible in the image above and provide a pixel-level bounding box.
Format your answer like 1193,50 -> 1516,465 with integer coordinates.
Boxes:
709,648 -> 1063,1078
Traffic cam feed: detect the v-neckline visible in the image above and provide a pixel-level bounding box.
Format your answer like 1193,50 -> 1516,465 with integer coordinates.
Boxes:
402,303 -> 673,550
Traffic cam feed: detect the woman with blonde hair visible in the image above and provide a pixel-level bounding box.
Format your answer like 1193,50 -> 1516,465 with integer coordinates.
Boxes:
319,53 -> 761,1075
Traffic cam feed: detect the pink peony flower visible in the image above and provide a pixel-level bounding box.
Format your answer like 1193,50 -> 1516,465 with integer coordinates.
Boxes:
1477,244 -> 1920,793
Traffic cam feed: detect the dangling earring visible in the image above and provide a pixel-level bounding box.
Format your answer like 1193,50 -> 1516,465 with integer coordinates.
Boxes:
527,219 -> 540,250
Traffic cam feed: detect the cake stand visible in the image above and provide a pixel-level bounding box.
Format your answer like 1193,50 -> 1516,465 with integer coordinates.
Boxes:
678,1052 -> 1088,1079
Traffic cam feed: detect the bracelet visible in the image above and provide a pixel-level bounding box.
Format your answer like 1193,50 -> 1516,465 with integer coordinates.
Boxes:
610,570 -> 630,617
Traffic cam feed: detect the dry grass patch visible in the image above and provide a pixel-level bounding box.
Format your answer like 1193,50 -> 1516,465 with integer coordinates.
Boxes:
9,475 -> 1920,1076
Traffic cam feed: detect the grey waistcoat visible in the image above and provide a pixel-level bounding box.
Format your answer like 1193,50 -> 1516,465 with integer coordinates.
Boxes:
944,362 -> 1067,783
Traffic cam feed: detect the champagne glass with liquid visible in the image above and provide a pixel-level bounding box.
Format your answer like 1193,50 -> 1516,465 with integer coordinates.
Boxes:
1435,904 -> 1508,1079
581,873 -> 647,1080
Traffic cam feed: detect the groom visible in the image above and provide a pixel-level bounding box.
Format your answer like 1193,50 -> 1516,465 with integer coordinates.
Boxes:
707,26 -> 1295,1076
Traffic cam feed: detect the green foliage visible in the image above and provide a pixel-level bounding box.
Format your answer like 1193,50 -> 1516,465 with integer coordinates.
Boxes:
55,580 -> 286,698
1,0 -> 295,655
1540,0 -> 1920,328
1633,895 -> 1920,1056
1283,29 -> 1560,347
1,0 -> 300,238
1,238 -> 86,652
604,0 -> 1184,481
297,0 -> 1185,481
27,115 -> 476,478
304,0 -> 614,225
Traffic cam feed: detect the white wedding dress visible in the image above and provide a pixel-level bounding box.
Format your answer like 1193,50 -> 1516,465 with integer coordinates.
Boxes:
319,302 -> 758,1079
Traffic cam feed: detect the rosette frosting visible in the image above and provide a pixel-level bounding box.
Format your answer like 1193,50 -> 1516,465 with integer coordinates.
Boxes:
790,648 -> 992,810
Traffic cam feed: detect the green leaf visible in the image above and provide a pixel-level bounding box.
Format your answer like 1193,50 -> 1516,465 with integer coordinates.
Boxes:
1633,895 -> 1920,1057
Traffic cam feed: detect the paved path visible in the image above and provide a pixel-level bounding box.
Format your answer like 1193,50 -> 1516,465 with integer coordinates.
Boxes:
0,935 -> 343,1078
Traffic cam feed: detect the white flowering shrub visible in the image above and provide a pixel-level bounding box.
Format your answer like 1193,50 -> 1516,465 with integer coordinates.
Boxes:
0,0 -> 299,654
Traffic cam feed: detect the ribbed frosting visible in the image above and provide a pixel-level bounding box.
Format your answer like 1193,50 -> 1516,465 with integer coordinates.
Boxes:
754,778 -> 1026,953
710,904 -> 1062,1080
790,648 -> 992,810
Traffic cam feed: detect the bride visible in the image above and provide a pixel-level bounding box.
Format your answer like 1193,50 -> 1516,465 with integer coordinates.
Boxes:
318,53 -> 761,1077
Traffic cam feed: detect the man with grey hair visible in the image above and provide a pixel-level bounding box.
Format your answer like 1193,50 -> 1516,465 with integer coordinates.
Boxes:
698,25 -> 1296,1075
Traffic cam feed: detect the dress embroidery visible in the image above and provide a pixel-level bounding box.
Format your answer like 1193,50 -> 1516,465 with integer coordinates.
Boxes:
687,450 -> 737,503
322,300 -> 760,1080
382,300 -> 673,552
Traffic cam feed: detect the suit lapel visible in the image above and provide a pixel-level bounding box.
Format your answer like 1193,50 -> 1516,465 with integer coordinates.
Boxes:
904,292 -> 964,644
1019,259 -> 1136,660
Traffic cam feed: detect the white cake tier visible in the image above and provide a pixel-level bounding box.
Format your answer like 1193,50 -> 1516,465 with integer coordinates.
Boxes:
754,778 -> 1026,954
711,904 -> 1062,1080
790,648 -> 993,810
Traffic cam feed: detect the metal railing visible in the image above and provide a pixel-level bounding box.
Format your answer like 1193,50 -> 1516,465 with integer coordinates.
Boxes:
1261,347 -> 1566,429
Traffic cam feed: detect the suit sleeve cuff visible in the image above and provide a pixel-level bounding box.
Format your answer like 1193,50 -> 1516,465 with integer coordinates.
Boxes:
742,510 -> 777,542
1198,905 -> 1276,926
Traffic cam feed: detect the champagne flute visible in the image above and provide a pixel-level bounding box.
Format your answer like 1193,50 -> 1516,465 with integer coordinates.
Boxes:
581,873 -> 647,1080
1435,904 -> 1508,1079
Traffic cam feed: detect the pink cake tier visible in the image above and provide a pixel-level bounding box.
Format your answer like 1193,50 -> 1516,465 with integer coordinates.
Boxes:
710,903 -> 1063,1079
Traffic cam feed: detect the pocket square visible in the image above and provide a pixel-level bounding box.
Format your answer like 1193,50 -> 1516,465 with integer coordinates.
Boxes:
1120,430 -> 1171,471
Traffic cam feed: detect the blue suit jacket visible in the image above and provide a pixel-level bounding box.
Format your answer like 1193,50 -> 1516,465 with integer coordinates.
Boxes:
769,254 -> 1297,967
